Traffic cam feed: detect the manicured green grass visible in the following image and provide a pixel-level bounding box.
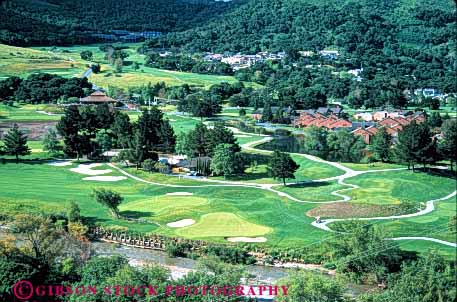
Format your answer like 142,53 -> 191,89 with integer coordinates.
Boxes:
123,167 -> 205,186
341,162 -> 406,171
275,181 -> 349,202
167,114 -> 201,133
215,154 -> 344,184
0,104 -> 62,122
345,170 -> 456,205
119,195 -> 209,224
0,160 -> 454,256
377,195 -> 456,243
6,43 -> 260,89
176,212 -> 272,238
396,240 -> 456,260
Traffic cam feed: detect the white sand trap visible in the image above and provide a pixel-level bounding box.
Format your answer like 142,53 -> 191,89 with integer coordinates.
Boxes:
166,192 -> 194,196
83,176 -> 127,182
234,135 -> 251,138
227,237 -> 267,243
48,160 -> 73,167
70,163 -> 112,176
167,219 -> 195,228
169,119 -> 177,122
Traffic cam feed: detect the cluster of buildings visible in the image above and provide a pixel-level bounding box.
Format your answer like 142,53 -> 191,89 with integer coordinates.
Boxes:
291,107 -> 426,144
299,50 -> 340,60
203,52 -> 286,70
92,30 -> 162,42
292,107 -> 353,131
351,112 -> 425,144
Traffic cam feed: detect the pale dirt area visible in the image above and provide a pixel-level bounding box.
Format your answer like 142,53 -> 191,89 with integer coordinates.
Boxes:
166,192 -> 194,196
227,237 -> 267,243
70,163 -> 112,175
82,176 -> 127,182
48,160 -> 73,166
166,219 -> 196,228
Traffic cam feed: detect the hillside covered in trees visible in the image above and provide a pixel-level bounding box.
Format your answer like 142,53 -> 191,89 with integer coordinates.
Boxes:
0,0 -> 246,46
157,0 -> 455,53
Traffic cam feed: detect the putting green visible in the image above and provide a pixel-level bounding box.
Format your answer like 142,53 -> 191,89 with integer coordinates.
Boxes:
120,195 -> 209,222
176,212 -> 272,238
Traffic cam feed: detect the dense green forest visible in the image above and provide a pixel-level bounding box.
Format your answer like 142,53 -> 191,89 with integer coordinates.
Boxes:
0,0 -> 245,46
156,0 -> 455,53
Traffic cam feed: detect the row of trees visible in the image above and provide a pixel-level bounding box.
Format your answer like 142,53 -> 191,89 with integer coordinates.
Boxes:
57,104 -> 176,165
302,127 -> 366,163
145,52 -> 233,75
0,73 -> 92,103
372,120 -> 457,171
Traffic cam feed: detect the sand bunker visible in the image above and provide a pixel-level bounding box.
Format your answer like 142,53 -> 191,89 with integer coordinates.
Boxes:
48,161 -> 73,167
70,163 -> 112,176
82,176 -> 127,182
167,219 -> 195,228
235,135 -> 251,138
226,237 -> 267,243
166,192 -> 194,196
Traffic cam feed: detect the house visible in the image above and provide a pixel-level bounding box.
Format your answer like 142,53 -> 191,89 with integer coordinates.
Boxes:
319,50 -> 339,60
80,91 -> 117,105
366,126 -> 378,136
251,109 -> 263,121
354,112 -> 373,122
327,119 -> 352,130
414,88 -> 440,98
373,111 -> 389,121
352,128 -> 374,144
299,51 -> 315,57
378,117 -> 401,128
351,121 -> 375,131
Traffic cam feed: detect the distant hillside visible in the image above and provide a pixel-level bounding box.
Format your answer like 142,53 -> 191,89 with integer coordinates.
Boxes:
153,0 -> 455,53
0,0 -> 246,46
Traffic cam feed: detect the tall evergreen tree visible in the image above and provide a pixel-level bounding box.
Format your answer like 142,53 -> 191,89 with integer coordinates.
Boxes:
158,120 -> 176,153
262,101 -> 273,122
394,122 -> 432,171
268,150 -> 299,186
439,119 -> 457,171
208,121 -> 240,155
427,112 -> 442,128
186,123 -> 211,157
372,127 -> 392,162
57,105 -> 83,159
42,128 -> 62,155
2,124 -> 30,162
110,111 -> 133,149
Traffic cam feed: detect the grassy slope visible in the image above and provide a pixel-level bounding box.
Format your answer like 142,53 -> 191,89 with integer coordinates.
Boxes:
377,195 -> 456,243
0,104 -> 62,122
345,170 -> 456,205
0,43 -> 253,89
0,162 -> 324,246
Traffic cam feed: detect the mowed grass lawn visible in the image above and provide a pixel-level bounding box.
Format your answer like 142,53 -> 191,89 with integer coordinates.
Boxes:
12,43 -> 260,89
377,195 -> 456,243
0,104 -> 62,122
0,162 -> 325,247
215,154 -> 344,184
345,170 -> 456,205
341,162 -> 406,171
275,181 -> 349,202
